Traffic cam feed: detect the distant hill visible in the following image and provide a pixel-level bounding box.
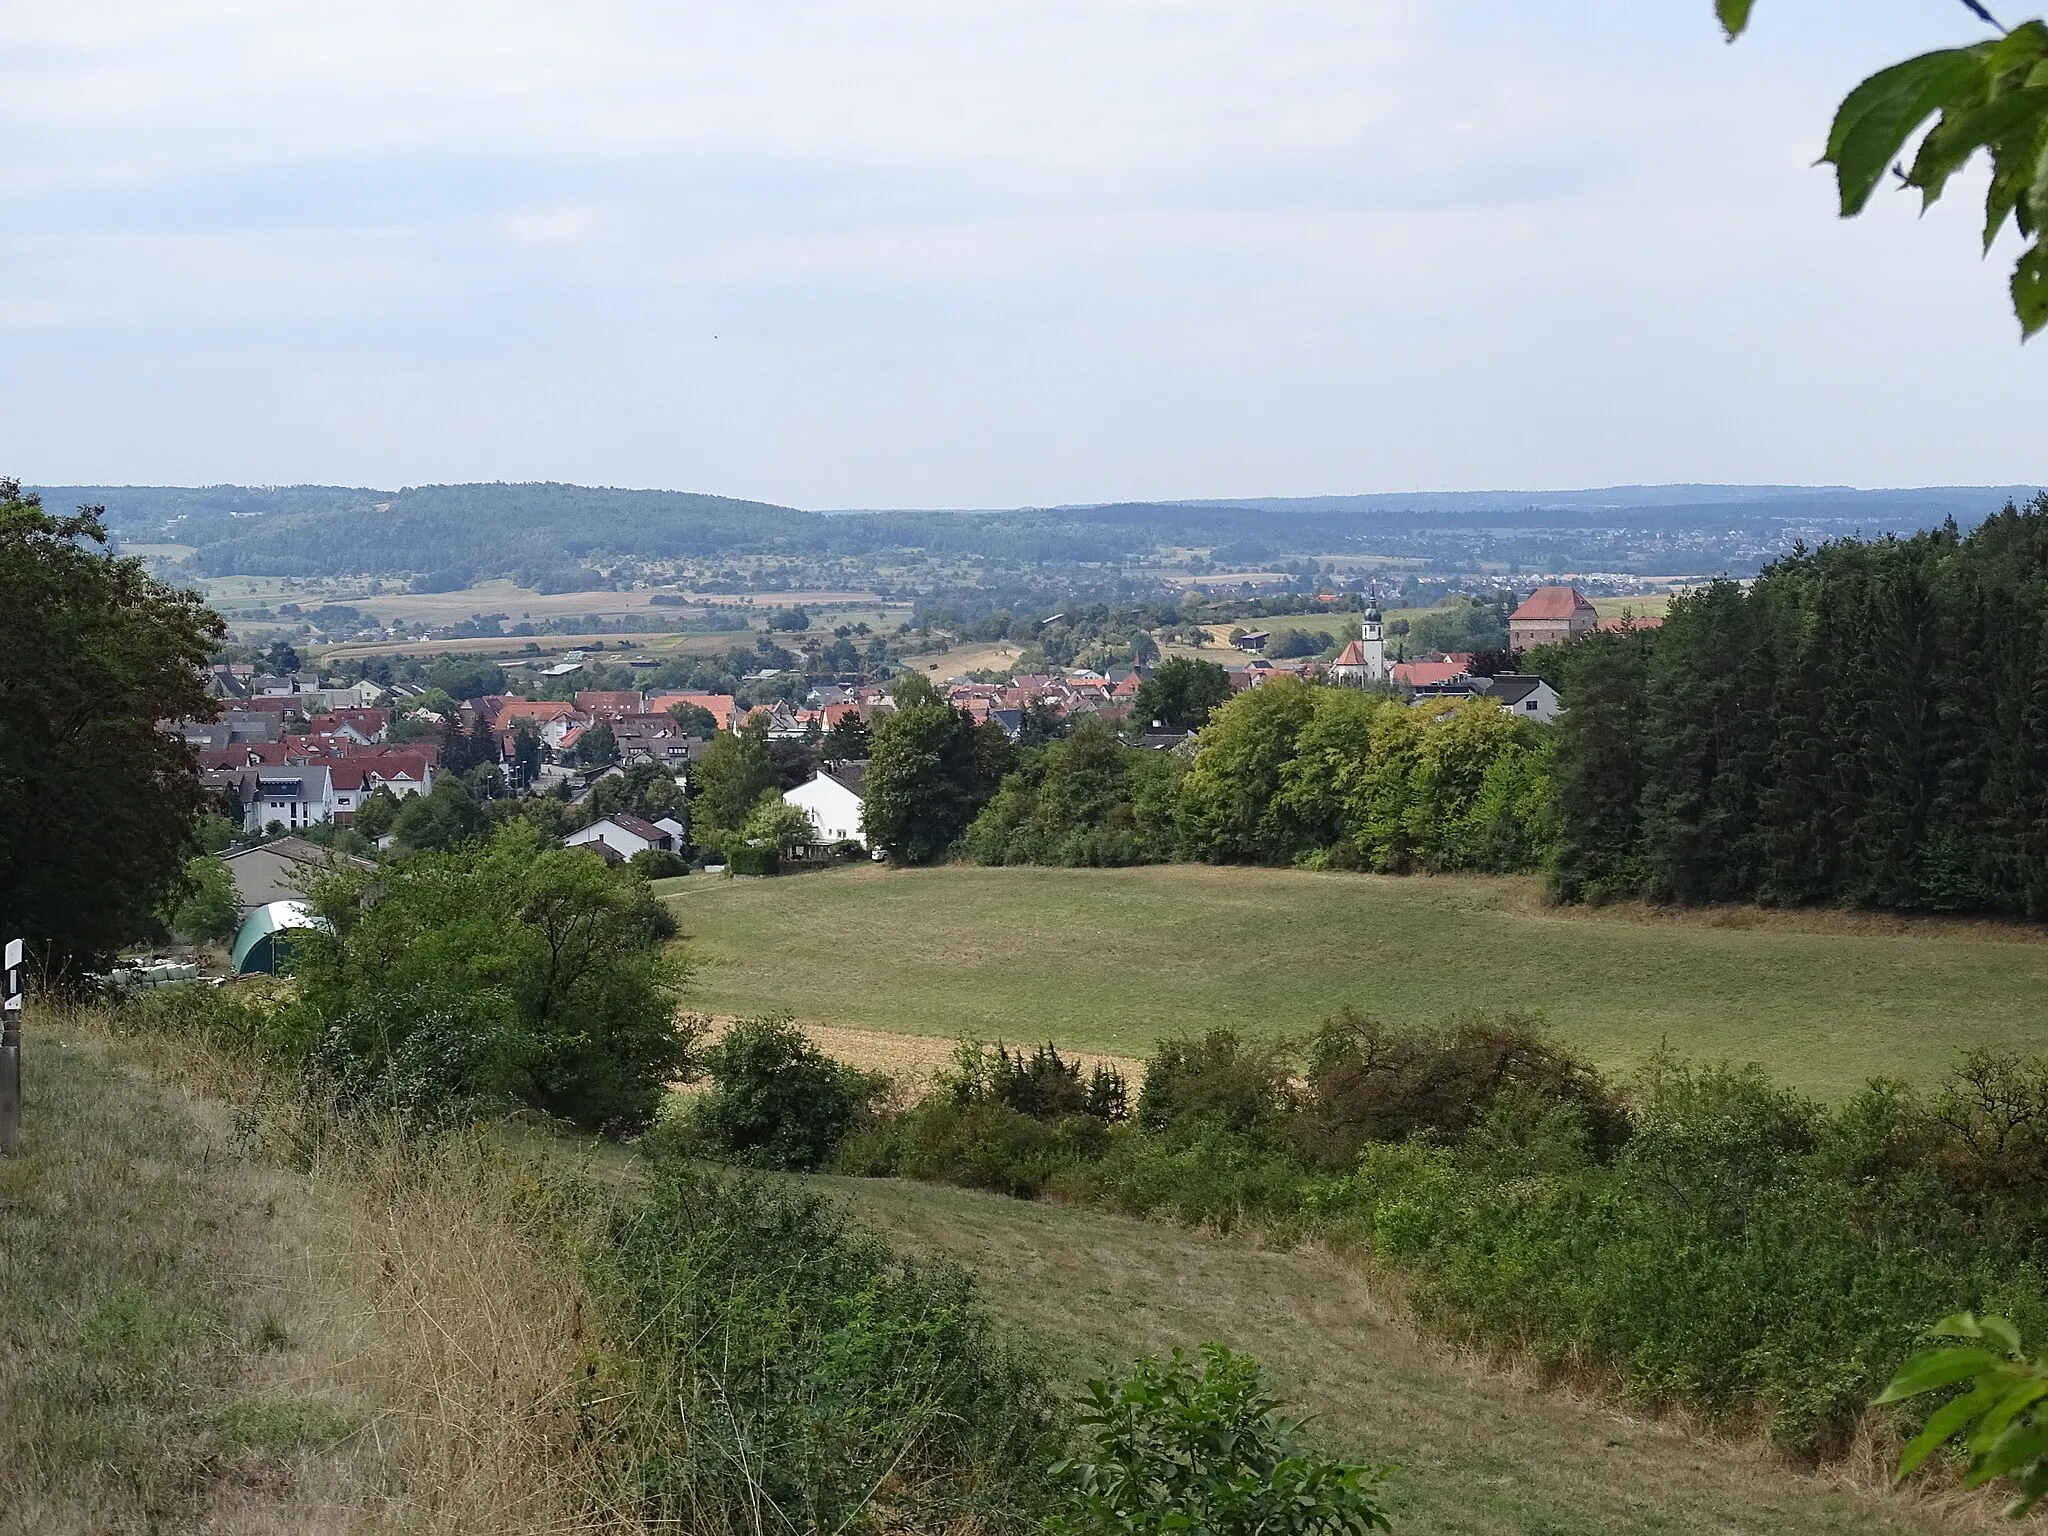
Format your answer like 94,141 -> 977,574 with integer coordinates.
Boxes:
32,479 -> 2043,585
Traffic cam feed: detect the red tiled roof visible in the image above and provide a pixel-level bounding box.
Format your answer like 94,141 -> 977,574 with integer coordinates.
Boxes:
1334,640 -> 1367,666
493,699 -> 582,730
1392,659 -> 1470,688
1511,585 -> 1596,621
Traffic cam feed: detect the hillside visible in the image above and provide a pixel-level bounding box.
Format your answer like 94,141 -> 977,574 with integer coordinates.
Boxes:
662,865 -> 2048,1098
34,480 -> 2041,587
824,1173 -> 1986,1535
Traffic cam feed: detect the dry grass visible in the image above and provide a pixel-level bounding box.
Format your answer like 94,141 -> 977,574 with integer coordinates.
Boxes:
2,1008 -> 624,1536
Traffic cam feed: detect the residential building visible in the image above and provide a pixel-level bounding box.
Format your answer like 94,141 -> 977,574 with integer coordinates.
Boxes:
1479,673 -> 1564,723
1509,585 -> 1599,651
565,815 -> 676,860
221,836 -> 374,914
241,765 -> 335,832
783,762 -> 866,846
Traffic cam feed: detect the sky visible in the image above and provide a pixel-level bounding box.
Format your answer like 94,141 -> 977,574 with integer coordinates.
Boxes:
2,0 -> 2042,508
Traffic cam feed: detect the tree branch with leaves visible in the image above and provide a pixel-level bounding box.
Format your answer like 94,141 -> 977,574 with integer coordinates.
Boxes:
1720,0 -> 2048,335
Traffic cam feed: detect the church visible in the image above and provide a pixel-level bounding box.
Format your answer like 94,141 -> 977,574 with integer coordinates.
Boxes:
1329,606 -> 1389,687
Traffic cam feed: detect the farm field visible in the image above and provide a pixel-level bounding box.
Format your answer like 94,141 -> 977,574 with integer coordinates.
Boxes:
823,1173 -> 1985,1536
664,864 -> 2048,1097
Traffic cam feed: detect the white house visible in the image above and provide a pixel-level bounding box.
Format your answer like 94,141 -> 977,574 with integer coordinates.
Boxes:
1482,674 -> 1564,724
564,814 -> 675,860
783,763 -> 865,846
242,765 -> 335,832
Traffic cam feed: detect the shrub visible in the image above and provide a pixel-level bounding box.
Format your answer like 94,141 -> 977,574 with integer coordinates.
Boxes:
1136,1030 -> 1292,1138
289,821 -> 693,1137
1290,1008 -> 1631,1171
590,1171 -> 1059,1533
725,842 -> 780,876
685,1013 -> 888,1170
951,1040 -> 1129,1123
837,1099 -> 1109,1199
1045,1343 -> 1391,1535
628,847 -> 688,879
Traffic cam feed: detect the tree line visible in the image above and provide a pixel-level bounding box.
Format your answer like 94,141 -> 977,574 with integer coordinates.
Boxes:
1548,493 -> 2048,916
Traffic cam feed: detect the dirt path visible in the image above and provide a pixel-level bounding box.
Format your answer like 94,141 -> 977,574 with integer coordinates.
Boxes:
821,1174 -> 2002,1536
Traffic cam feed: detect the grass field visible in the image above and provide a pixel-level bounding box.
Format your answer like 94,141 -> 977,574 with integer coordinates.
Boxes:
664,865 -> 2048,1097
825,1174 -> 1988,1535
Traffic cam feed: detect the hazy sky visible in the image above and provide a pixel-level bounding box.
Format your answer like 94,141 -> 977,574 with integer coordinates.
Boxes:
3,1 -> 2040,507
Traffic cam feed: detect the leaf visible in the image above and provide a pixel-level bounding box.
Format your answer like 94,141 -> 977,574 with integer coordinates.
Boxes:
1897,1383 -> 2001,1479
1965,1377 -> 2048,1453
1908,89 -> 2048,209
2012,238 -> 2048,338
1827,49 -> 1990,216
1974,1413 -> 2048,1481
1875,1346 -> 2002,1404
1716,0 -> 1757,41
1976,1315 -> 2026,1357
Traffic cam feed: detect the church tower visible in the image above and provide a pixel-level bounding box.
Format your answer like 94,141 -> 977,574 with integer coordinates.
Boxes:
1361,604 -> 1386,685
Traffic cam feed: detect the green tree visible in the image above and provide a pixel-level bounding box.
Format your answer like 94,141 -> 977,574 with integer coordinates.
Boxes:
1175,677 -> 1321,863
863,696 -> 1013,863
689,721 -> 778,852
294,820 -> 691,1134
584,761 -> 686,827
391,775 -> 487,853
1130,657 -> 1234,732
742,794 -> 819,852
158,855 -> 241,944
820,710 -> 872,763
0,483 -> 224,969
1720,2 -> 2048,336
511,719 -> 544,786
665,701 -> 719,736
353,784 -> 401,841
577,720 -> 620,766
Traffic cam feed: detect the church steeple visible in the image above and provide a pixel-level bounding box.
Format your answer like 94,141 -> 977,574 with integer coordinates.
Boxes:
1360,591 -> 1386,684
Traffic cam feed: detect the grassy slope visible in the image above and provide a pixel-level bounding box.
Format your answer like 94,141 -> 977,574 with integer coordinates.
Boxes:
823,1173 -> 1986,1536
0,1028 -> 379,1533
665,865 -> 2048,1097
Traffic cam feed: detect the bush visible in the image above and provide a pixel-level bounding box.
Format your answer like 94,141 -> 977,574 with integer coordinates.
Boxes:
591,1171 -> 1059,1533
628,847 -> 689,879
1136,1030 -> 1292,1137
838,1099 -> 1110,1198
1290,1008 -> 1631,1171
684,1013 -> 888,1170
1045,1343 -> 1391,1535
289,821 -> 694,1136
951,1041 -> 1129,1123
726,842 -> 780,877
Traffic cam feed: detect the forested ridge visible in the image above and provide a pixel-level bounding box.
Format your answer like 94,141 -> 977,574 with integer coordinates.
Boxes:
39,480 -> 2037,586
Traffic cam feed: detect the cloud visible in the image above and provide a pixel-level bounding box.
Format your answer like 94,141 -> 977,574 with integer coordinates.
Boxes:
0,0 -> 2038,501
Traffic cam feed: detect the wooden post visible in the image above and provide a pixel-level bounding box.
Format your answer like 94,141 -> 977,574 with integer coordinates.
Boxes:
0,938 -> 21,1155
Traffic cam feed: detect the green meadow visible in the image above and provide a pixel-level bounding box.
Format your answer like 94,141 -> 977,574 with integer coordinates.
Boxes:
663,864 -> 2048,1098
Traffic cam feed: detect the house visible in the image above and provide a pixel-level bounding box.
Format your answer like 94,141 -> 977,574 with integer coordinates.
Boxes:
564,814 -> 675,860
492,699 -> 586,748
241,765 -> 335,832
645,692 -> 740,732
1390,655 -> 1472,689
1233,630 -> 1269,654
221,836 -> 374,915
574,690 -> 645,718
1479,673 -> 1564,724
1509,585 -> 1599,651
783,762 -> 866,846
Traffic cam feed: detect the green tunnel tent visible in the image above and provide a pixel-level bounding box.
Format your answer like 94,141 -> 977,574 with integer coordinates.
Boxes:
229,900 -> 328,976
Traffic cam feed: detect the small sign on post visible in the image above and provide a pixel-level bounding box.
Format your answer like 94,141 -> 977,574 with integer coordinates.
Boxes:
1,938 -> 21,1155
